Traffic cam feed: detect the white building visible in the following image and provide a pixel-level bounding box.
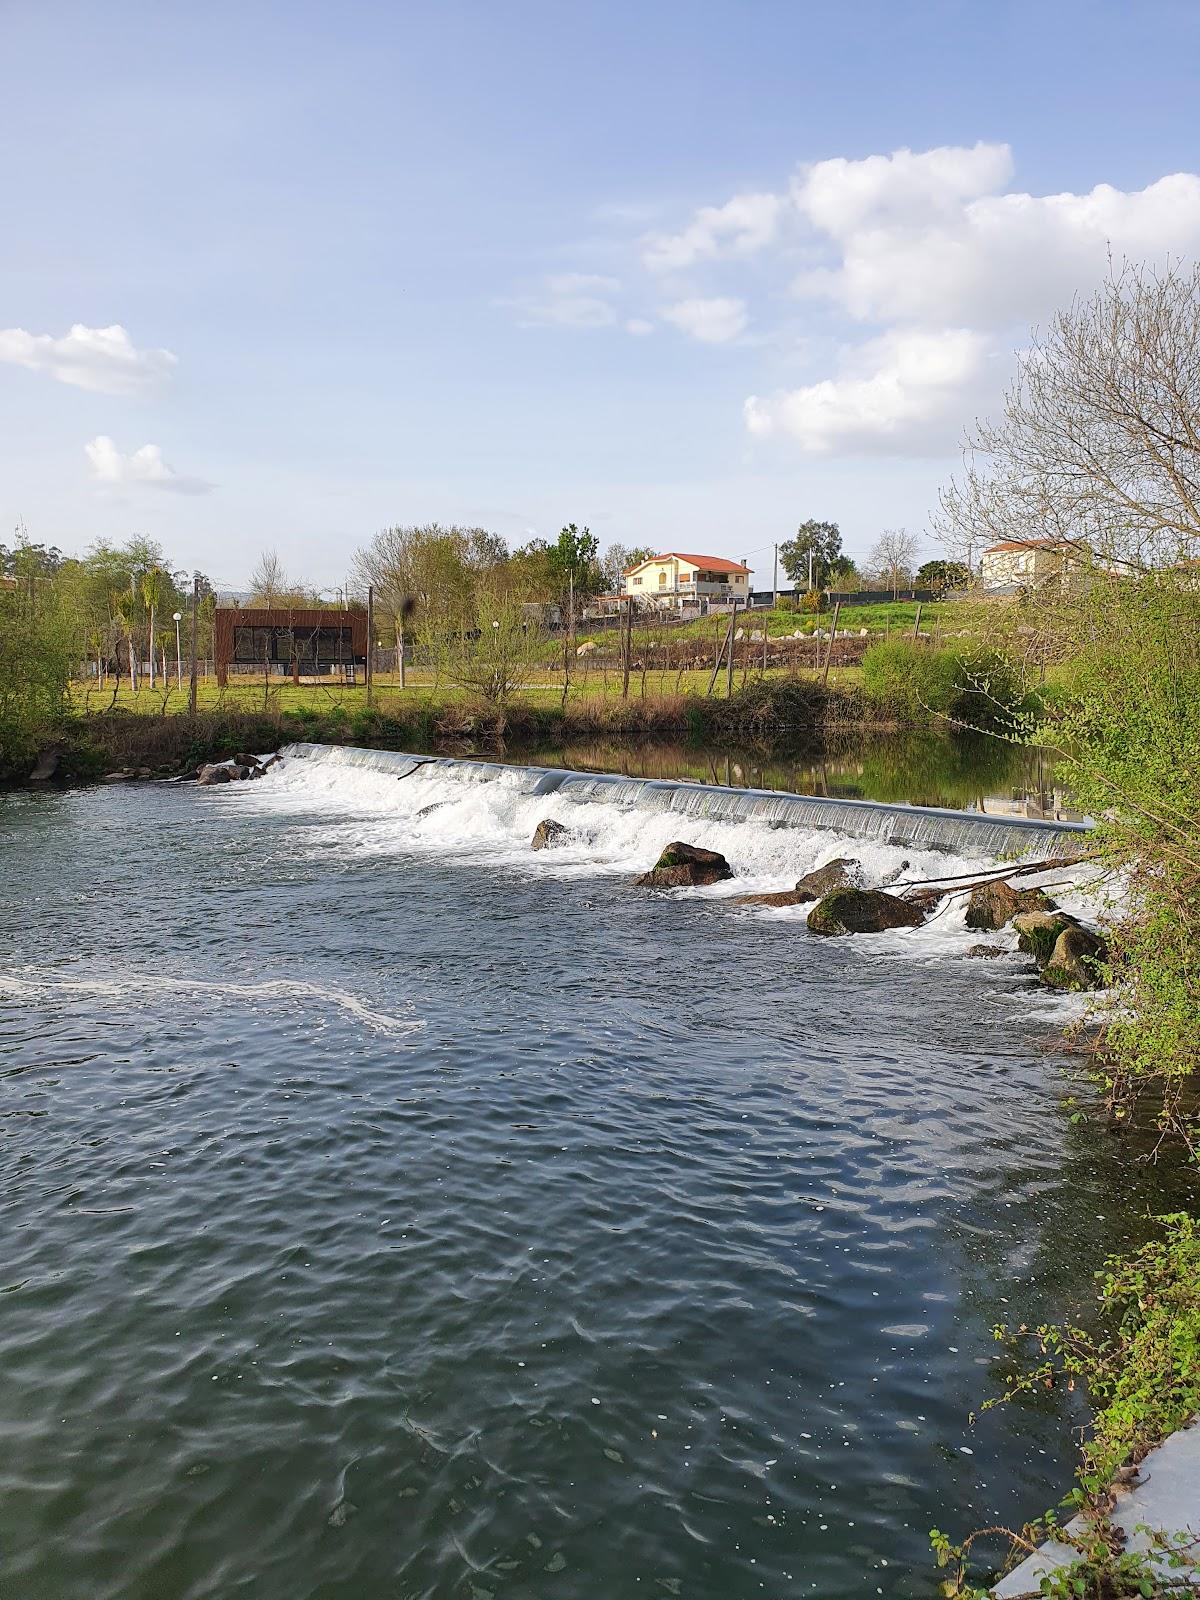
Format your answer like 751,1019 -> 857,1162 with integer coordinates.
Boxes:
622,551 -> 752,611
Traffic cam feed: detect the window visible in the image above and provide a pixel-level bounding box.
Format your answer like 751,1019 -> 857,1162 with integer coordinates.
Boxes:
633,575 -> 643,585
658,570 -> 667,586
679,572 -> 692,583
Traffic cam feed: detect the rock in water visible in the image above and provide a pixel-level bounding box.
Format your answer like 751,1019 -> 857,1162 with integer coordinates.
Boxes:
197,764 -> 233,785
29,749 -> 60,782
1043,925 -> 1108,990
531,818 -> 570,850
1013,909 -> 1078,965
965,880 -> 1054,930
636,842 -> 733,889
232,752 -> 262,769
730,888 -> 814,908
792,858 -> 859,901
966,944 -> 1007,959
807,888 -> 927,935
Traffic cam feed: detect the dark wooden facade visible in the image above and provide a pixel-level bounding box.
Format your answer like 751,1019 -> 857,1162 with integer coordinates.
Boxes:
213,607 -> 367,685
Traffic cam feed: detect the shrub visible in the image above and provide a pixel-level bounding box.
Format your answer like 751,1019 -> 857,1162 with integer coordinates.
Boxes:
798,589 -> 825,614
861,640 -> 1027,728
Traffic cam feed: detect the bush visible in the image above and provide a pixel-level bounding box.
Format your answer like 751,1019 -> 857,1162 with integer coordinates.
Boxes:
798,589 -> 825,614
861,640 -> 1027,727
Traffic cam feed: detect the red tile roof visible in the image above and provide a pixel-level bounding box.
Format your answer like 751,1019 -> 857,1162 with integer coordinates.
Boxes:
624,552 -> 750,575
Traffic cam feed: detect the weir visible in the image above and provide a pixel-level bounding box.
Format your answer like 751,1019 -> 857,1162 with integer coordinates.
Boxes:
279,742 -> 1091,858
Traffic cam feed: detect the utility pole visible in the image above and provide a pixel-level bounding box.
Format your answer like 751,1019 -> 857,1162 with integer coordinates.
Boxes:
366,585 -> 374,706
808,549 -> 814,593
726,598 -> 739,697
188,576 -> 198,714
772,543 -> 779,609
173,611 -> 183,689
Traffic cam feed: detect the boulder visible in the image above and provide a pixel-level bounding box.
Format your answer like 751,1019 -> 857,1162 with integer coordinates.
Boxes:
258,753 -> 280,771
1013,909 -> 1078,965
731,888 -> 814,908
967,944 -> 1007,959
531,818 -> 570,850
575,641 -> 597,657
101,769 -> 134,783
1043,925 -> 1109,991
793,858 -> 859,901
965,880 -> 1054,931
636,842 -> 734,889
807,888 -> 927,936
29,749 -> 60,782
232,752 -> 262,769
198,764 -> 233,785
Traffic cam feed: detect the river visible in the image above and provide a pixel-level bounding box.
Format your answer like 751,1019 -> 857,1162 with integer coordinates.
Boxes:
0,745 -> 1184,1600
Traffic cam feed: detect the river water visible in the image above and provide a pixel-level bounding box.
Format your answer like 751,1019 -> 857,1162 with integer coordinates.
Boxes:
0,750 -> 1184,1599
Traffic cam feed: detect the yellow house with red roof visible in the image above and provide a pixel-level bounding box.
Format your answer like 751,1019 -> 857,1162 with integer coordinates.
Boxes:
622,551 -> 752,611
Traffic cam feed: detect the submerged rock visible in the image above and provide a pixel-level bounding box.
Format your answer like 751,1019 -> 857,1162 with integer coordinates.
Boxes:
967,944 -> 1007,959
731,888 -> 814,908
531,818 -> 570,850
636,842 -> 733,889
965,880 -> 1054,931
807,888 -> 927,936
793,858 -> 859,901
1043,925 -> 1108,991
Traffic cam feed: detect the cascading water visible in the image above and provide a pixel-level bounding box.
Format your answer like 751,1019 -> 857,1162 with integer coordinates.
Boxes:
280,740 -> 1090,858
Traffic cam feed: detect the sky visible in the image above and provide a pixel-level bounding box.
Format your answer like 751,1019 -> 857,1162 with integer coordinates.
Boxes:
3,0 -> 1200,591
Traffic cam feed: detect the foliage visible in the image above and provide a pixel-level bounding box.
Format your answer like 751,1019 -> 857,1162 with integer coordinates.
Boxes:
779,520 -> 843,588
868,527 -> 920,598
860,639 -> 1026,727
546,524 -> 604,600
798,588 -> 825,613
0,580 -> 79,774
602,543 -> 655,590
917,559 -> 971,594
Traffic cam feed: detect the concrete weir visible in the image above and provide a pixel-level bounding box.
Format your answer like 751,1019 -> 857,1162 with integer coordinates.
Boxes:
278,742 -> 1092,859
992,1421 -> 1200,1594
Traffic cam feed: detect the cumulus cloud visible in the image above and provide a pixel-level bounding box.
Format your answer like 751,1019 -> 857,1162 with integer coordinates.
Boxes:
744,329 -> 992,455
641,191 -> 782,274
0,323 -> 176,395
85,435 -> 211,494
792,147 -> 1200,326
625,317 -> 655,336
661,296 -> 748,344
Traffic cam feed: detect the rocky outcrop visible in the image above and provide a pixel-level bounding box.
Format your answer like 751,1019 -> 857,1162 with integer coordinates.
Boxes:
636,842 -> 733,889
807,888 -> 927,936
531,818 -> 570,850
965,880 -> 1054,931
793,858 -> 859,901
1043,925 -> 1108,990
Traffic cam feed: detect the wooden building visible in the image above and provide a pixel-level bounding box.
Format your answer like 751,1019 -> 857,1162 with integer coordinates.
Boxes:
213,607 -> 367,685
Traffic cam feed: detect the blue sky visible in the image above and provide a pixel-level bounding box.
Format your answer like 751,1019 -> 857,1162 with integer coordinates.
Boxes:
3,0 -> 1199,589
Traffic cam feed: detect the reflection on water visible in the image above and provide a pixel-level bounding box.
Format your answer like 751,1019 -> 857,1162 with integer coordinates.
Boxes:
507,731 -> 1086,821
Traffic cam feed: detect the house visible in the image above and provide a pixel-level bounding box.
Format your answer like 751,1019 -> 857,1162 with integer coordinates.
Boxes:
622,552 -> 752,611
980,538 -> 1085,591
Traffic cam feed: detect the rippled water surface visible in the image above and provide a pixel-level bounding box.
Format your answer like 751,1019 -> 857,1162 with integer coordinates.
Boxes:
0,760 -> 1181,1599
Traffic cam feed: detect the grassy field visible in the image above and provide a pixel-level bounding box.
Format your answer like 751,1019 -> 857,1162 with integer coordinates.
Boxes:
577,599 -> 950,650
70,660 -> 867,718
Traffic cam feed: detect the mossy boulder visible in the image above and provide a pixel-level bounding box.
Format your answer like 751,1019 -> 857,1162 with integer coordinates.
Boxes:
1042,925 -> 1109,991
636,842 -> 733,889
965,880 -> 1055,931
807,888 -> 927,936
793,858 -> 859,901
1013,909 -> 1078,965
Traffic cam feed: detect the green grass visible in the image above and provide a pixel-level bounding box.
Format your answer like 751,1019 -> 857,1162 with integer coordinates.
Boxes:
70,661 -> 866,719
576,600 -> 950,651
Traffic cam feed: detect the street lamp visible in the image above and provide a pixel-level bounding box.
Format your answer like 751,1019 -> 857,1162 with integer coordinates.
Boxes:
173,612 -> 183,690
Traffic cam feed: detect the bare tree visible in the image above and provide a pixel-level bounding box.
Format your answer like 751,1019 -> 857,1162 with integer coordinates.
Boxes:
938,260 -> 1200,573
247,549 -> 315,607
869,528 -> 919,599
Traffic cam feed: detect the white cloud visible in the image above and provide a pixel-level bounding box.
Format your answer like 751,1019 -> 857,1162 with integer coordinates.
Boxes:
642,191 -> 782,273
85,435 -> 211,494
0,323 -> 176,395
793,142 -> 1014,237
625,317 -> 655,336
662,296 -> 748,344
744,328 -> 991,455
506,273 -> 621,329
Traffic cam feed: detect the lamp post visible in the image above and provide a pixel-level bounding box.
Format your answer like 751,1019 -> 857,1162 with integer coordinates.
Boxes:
173,611 -> 183,690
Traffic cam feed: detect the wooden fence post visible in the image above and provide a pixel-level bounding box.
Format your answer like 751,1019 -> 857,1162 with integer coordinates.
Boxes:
821,600 -> 842,685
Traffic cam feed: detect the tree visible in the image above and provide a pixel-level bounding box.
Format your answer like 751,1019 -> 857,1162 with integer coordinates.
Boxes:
547,525 -> 603,603
938,260 -> 1200,573
916,559 -> 970,595
602,543 -> 655,591
869,528 -> 919,599
826,555 -> 859,592
141,566 -> 166,688
779,520 -> 843,591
